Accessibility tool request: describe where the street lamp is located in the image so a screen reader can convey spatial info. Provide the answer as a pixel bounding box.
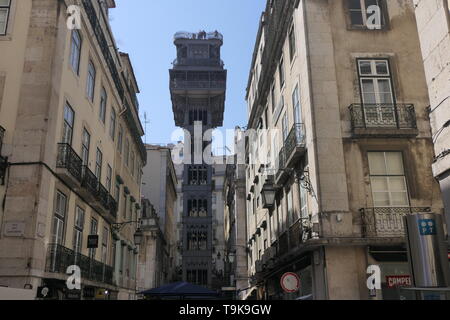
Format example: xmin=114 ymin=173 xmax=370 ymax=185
xmin=261 ymin=180 xmax=277 ymax=209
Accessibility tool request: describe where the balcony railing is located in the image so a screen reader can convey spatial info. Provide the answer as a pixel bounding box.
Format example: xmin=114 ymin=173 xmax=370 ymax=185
xmin=81 ymin=166 xmax=99 ymax=198
xmin=361 ymin=207 xmax=431 ymax=238
xmin=174 ymin=31 xmax=223 ymax=41
xmin=56 ymin=144 xmax=83 ymax=184
xmin=284 ymin=123 xmax=306 ymax=166
xmin=46 ymin=244 xmax=114 ymax=285
xmin=173 ymin=58 xmax=224 ymax=67
xmin=0 ymin=125 xmax=5 ymax=154
xmin=97 ymin=184 xmax=109 ymax=208
xmin=108 ymin=195 xmax=118 ymax=219
xmin=349 ymin=104 xmax=417 ymax=131
xmin=170 ymin=80 xmax=226 ymax=90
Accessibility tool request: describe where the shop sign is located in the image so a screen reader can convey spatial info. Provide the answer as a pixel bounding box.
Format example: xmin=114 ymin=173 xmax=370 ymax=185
xmin=386 ymin=275 xmax=412 ymax=288
xmin=281 ymin=272 xmax=300 ymax=293
xmin=65 ymin=289 xmax=81 ymax=300
xmin=87 ymin=235 xmax=99 ymax=249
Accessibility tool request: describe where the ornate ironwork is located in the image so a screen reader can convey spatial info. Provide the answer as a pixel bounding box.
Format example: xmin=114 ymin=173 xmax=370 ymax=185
xmin=0 ymin=125 xmax=5 ymax=154
xmin=173 ymin=58 xmax=224 ymax=67
xmin=349 ymin=104 xmax=417 ymax=130
xmin=81 ymin=166 xmax=99 ymax=197
xmin=56 ymin=143 xmax=83 ymax=183
xmin=108 ymin=195 xmax=118 ymax=219
xmin=360 ymin=207 xmax=431 ymax=237
xmin=46 ymin=244 xmax=113 ymax=285
xmin=97 ymin=183 xmax=109 ymax=208
xmin=284 ymin=123 xmax=306 ymax=160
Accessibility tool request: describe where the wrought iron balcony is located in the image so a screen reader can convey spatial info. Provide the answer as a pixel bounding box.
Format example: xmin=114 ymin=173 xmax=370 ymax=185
xmin=81 ymin=166 xmax=99 ymax=202
xmin=284 ymin=123 xmax=306 ymax=168
xmin=349 ymin=104 xmax=418 ymax=137
xmin=46 ymin=244 xmax=114 ymax=285
xmin=56 ymin=144 xmax=83 ymax=187
xmin=0 ymin=125 xmax=5 ymax=154
xmin=360 ymin=207 xmax=431 ymax=238
xmin=275 ymin=147 xmax=287 ymax=184
xmin=108 ymin=195 xmax=118 ymax=219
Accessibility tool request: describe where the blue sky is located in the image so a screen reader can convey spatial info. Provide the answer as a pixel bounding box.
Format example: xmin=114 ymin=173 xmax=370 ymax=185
xmin=110 ymin=0 xmax=265 ymax=149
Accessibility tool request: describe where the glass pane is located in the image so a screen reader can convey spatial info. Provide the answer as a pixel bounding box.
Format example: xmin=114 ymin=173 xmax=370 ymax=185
xmin=361 ymin=80 xmax=376 ymax=104
xmin=391 ymin=192 xmax=409 ymax=206
xmin=377 ymin=79 xmax=393 ymax=104
xmin=375 ymin=61 xmax=389 ymax=75
xmin=348 ymin=0 xmax=362 ymax=9
xmin=350 ymin=11 xmax=364 ymax=26
xmin=368 ymin=152 xmax=387 ymax=175
xmin=359 ymin=61 xmax=373 ymax=75
xmin=0 ymin=9 xmax=8 ymax=34
xmin=371 ymin=177 xmax=389 ymax=192
xmin=0 ymin=0 xmax=11 ymax=6
xmin=385 ymin=152 xmax=404 ymax=175
xmin=373 ymin=192 xmax=390 ymax=207
xmin=389 ymin=177 xmax=407 ymax=192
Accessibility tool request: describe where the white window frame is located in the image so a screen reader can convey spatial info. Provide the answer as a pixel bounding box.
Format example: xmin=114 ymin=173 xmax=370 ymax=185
xmin=0 ymin=0 xmax=11 ymax=36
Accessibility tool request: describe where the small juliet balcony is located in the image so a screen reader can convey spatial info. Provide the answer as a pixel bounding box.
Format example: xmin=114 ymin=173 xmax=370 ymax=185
xmin=360 ymin=207 xmax=431 ymax=238
xmin=91 ymin=183 xmax=110 ymax=217
xmin=349 ymin=104 xmax=418 ymax=137
xmin=56 ymin=143 xmax=83 ymax=188
xmin=275 ymin=124 xmax=307 ymax=185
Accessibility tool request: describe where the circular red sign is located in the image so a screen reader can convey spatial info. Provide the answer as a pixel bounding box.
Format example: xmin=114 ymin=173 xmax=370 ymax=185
xmin=281 ymin=272 xmax=301 ymax=293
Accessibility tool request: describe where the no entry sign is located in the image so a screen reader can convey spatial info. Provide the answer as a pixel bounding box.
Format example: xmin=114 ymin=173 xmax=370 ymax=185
xmin=281 ymin=272 xmax=300 ymax=293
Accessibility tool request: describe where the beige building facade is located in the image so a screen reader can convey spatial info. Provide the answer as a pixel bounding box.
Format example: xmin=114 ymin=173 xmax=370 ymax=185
xmin=138 ymin=144 xmax=178 ymax=292
xmin=245 ymin=0 xmax=443 ymax=300
xmin=0 ymin=0 xmax=146 ymax=300
xmin=413 ymin=0 xmax=450 ymax=240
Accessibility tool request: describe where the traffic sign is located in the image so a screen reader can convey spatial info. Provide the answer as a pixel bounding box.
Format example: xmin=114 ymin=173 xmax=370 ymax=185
xmin=281 ymin=272 xmax=300 ymax=293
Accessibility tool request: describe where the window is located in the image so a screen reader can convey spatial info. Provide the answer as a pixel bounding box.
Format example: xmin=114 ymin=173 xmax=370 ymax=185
xmin=95 ymin=148 xmax=102 ymax=180
xmin=102 ymin=227 xmax=108 ymax=264
xmin=62 ymin=103 xmax=75 ymax=145
xmin=0 ymin=0 xmax=11 ymax=35
xmin=187 ymin=230 xmax=208 ymax=251
xmin=89 ymin=218 xmax=98 ymax=259
xmin=292 ymin=85 xmax=301 ymax=124
xmin=300 ymin=181 xmax=308 ymax=219
xmin=288 ymin=25 xmax=296 ymax=61
xmin=271 ymin=84 xmax=277 ymax=112
xmin=124 ymin=138 xmax=130 ymax=166
xmin=81 ymin=128 xmax=90 ymax=165
xmin=52 ymin=191 xmax=67 ymax=245
xmin=99 ymin=87 xmax=107 ymax=123
xmin=282 ymin=113 xmax=289 ymax=141
xmin=123 ymin=194 xmax=127 ymax=218
xmin=115 ymin=182 xmax=120 ymax=202
xmin=106 ymin=165 xmax=112 ymax=192
xmin=278 ymin=56 xmax=285 ymax=88
xmin=131 ymin=151 xmax=135 ymax=176
xmin=70 ymin=30 xmax=82 ymax=74
xmin=110 ymin=108 xmax=116 ymax=140
xmin=73 ymin=207 xmax=85 ymax=253
xmin=287 ymin=188 xmax=297 ymax=225
xmin=118 ymin=124 xmax=123 ymax=153
xmin=368 ymin=152 xmax=409 ymax=207
xmin=348 ymin=0 xmax=385 ymax=29
xmin=86 ymin=60 xmax=96 ymax=102
xmin=358 ymin=59 xmax=395 ymax=126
